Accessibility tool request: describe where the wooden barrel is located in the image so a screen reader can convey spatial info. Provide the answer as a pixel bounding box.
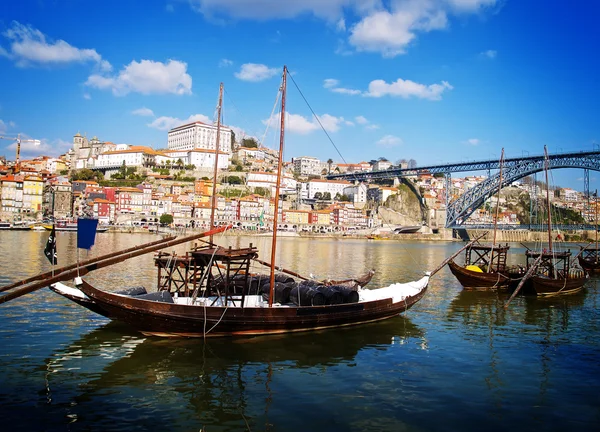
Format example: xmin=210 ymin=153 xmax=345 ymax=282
xmin=316 ymin=286 xmax=344 ymax=305
xmin=115 ymin=286 xmax=148 ymax=296
xmin=274 ymin=273 xmax=295 ymax=284
xmin=290 ymin=286 xmax=325 ymax=306
xmin=261 ymin=282 xmax=293 ymax=304
xmin=328 ymin=285 xmax=359 ymax=303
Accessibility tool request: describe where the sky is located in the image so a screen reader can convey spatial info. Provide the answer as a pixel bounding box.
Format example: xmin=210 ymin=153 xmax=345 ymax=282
xmin=0 ymin=0 xmax=598 ymax=190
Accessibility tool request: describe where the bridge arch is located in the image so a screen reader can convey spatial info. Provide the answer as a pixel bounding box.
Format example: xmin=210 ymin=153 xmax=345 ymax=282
xmin=446 ymin=154 xmax=600 ymax=227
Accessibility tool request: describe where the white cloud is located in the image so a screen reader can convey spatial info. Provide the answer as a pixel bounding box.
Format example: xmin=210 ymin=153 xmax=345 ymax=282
xmin=366 ymin=124 xmax=380 ymax=130
xmin=480 ymin=49 xmax=497 ymax=59
xmin=365 ymin=78 xmax=453 ymax=100
xmin=219 ymin=58 xmax=233 ymax=67
xmin=186 ymin=1 xmax=499 ymax=58
xmin=355 ymin=115 xmax=369 ymax=125
xmin=235 ymin=63 xmax=279 ymax=82
xmin=86 ymin=59 xmax=192 ymax=96
xmin=148 ymin=114 xmax=212 ymax=131
xmin=376 ymin=135 xmax=403 ymax=148
xmin=323 ymin=78 xmax=339 ymax=88
xmin=132 ymin=107 xmax=155 ymax=117
xmin=447 ymin=0 xmax=498 ymax=12
xmin=83 ymin=93 xmax=91 ymax=100
xmin=332 ymin=87 xmax=362 ymax=95
xmin=324 ymin=78 xmax=361 ymax=95
xmin=465 ymin=138 xmax=480 ymax=145
xmin=1 ymin=21 xmax=111 ymax=70
xmin=188 ymin=0 xmax=354 ymax=21
xmin=262 ymin=112 xmax=347 ymax=134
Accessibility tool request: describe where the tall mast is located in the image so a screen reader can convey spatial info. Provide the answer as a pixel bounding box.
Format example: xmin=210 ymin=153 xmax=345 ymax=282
xmin=492 ymin=148 xmax=504 ymax=246
xmin=209 ymin=83 xmax=224 ymax=244
xmin=543 ymin=146 xmax=553 ymax=253
xmin=268 ymin=66 xmax=287 ymax=308
xmin=595 ymin=189 xmax=598 ymax=262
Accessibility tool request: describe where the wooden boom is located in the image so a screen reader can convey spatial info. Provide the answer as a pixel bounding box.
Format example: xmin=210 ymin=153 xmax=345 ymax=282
xmin=0 ymin=236 xmax=177 ymax=293
xmin=0 ymin=225 xmax=231 ymax=305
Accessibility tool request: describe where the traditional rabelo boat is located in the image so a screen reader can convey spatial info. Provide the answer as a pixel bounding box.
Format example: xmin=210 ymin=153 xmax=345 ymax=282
xmin=511 ymin=147 xmax=588 ymax=298
xmin=578 ymin=190 xmax=600 ymax=273
xmin=42 ymin=69 xmax=431 ymax=338
xmin=447 ymin=243 xmax=513 ymax=290
xmin=447 ymin=149 xmax=518 ymax=290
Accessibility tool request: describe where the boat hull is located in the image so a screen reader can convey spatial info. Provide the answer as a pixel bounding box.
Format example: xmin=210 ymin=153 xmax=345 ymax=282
xmin=530 ymin=274 xmax=588 ymax=297
xmin=578 ymin=256 xmax=600 ymax=274
xmin=74 ymin=278 xmax=428 ymax=338
xmin=448 ymin=259 xmax=510 ymax=290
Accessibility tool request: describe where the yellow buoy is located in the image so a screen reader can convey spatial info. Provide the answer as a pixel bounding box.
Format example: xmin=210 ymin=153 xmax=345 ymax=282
xmin=465 ymin=265 xmax=483 ymax=273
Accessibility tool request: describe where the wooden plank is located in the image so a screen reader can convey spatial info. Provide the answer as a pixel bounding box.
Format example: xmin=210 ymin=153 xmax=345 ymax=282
xmin=0 ymin=236 xmax=176 ymax=293
xmin=0 ymin=225 xmax=231 ymax=305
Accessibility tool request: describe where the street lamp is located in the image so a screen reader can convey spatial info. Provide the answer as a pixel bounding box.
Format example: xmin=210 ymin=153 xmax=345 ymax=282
xmin=0 ymin=133 xmax=41 ymax=173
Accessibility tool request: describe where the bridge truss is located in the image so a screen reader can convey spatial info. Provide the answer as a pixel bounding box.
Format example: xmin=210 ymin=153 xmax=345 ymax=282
xmin=327 ymin=150 xmax=600 ymax=227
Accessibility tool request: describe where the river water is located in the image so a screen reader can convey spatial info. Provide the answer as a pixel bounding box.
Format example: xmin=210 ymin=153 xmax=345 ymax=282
xmin=0 ymin=231 xmax=598 ymax=431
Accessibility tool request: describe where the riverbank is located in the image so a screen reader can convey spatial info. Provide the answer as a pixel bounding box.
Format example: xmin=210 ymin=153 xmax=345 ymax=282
xmin=103 ymin=225 xmax=596 ymax=244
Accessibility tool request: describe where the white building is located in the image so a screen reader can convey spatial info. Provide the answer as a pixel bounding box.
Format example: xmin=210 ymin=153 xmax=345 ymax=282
xmin=246 ymin=171 xmax=297 ymax=194
xmin=343 ymin=183 xmax=368 ymax=206
xmin=307 ymin=179 xmax=352 ymax=199
xmin=95 ymin=146 xmax=157 ymax=169
xmin=292 ymin=156 xmax=323 ymax=177
xmin=168 ymin=121 xmax=232 ymax=154
xmin=164 ymin=149 xmax=229 ymax=170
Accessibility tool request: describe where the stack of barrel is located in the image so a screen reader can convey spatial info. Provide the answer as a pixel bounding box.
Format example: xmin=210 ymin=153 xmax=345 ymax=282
xmin=247 ymin=274 xmax=359 ymax=306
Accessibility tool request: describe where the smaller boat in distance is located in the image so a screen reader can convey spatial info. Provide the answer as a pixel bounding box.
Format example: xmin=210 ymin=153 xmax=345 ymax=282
xmin=578 ymin=190 xmax=600 ymax=273
xmin=0 ymin=221 xmax=11 ymax=230
xmin=393 ymin=225 xmax=421 ymax=234
xmin=44 ymin=219 xmax=109 ymax=232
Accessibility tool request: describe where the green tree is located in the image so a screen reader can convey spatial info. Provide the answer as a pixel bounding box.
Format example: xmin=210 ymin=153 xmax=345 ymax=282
xmin=242 ymin=137 xmax=259 ymax=148
xmin=327 ymin=158 xmax=333 ymax=174
xmin=314 ymin=192 xmax=323 ymax=200
xmin=160 ymin=214 xmax=174 ymax=225
xmin=225 ymin=175 xmax=243 ymax=185
xmin=323 ymin=192 xmax=331 ymax=200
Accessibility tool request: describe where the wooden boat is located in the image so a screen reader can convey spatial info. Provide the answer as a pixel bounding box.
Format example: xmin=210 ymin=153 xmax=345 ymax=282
xmin=525 ymin=250 xmax=588 ymax=296
xmin=578 ymin=191 xmax=600 ymax=273
xmin=46 ymin=70 xmax=431 ymax=338
xmin=521 ymin=147 xmax=588 ymax=296
xmin=447 ymin=149 xmax=517 ymax=291
xmin=578 ymin=248 xmax=600 ymax=273
xmin=447 ymin=245 xmax=512 ymax=290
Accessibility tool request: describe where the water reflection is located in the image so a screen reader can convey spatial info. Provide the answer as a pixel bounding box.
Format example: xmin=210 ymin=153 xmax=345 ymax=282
xmin=44 ymin=317 xmax=426 ymax=431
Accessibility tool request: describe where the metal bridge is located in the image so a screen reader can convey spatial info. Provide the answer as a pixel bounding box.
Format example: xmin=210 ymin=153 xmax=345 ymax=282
xmin=327 ymin=150 xmax=600 ymax=227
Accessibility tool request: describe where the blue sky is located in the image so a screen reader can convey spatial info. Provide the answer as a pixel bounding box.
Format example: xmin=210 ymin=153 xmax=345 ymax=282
xmin=0 ymin=0 xmax=598 ymax=190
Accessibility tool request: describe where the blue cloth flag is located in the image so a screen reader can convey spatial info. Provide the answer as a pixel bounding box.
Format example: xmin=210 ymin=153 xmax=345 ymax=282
xmin=77 ymin=218 xmax=99 ymax=250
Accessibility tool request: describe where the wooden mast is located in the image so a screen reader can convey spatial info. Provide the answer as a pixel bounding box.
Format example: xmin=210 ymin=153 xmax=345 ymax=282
xmin=492 ymin=148 xmax=504 ymax=247
xmin=209 ymin=83 xmax=224 ymax=244
xmin=488 ymin=148 xmax=504 ymax=273
xmin=595 ymin=189 xmax=598 ymax=263
xmin=268 ymin=66 xmax=287 ymax=307
xmin=543 ymin=146 xmax=553 ymax=254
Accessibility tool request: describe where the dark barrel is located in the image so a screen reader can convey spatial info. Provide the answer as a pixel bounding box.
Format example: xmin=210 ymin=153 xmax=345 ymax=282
xmin=316 ymin=286 xmax=344 ymax=305
xmin=329 ymin=285 xmax=359 ymax=303
xmin=261 ymin=282 xmax=293 ymax=304
xmin=290 ymin=286 xmax=325 ymax=306
xmin=115 ymin=286 xmax=148 ymax=296
xmin=274 ymin=273 xmax=295 ymax=284
xmin=299 ymin=280 xmax=323 ymax=288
